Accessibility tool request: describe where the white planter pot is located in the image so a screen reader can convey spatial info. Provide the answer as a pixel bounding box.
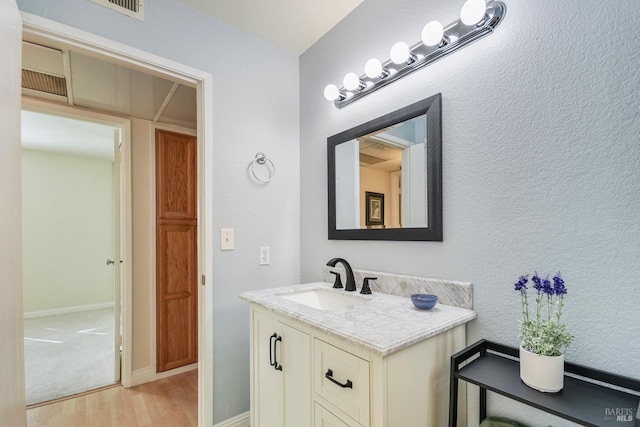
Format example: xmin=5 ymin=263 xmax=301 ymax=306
xmin=519 ymin=345 xmax=564 ymax=392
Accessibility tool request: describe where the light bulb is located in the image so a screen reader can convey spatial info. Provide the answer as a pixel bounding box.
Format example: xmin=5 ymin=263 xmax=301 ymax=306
xmin=460 ymin=0 xmax=487 ymax=26
xmin=324 ymin=84 xmax=341 ymax=101
xmin=364 ymin=58 xmax=383 ymax=78
xmin=421 ymin=21 xmax=444 ymax=47
xmin=343 ymin=73 xmax=362 ymax=91
xmin=390 ymin=42 xmax=411 ymax=65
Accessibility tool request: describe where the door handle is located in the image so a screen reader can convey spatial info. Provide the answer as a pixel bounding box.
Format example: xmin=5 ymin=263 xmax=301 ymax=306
xmin=273 ymin=335 xmax=282 ymax=371
xmin=269 ymin=333 xmax=282 ymax=371
xmin=269 ymin=333 xmax=276 ymax=367
xmin=106 ymin=259 xmax=115 ymax=265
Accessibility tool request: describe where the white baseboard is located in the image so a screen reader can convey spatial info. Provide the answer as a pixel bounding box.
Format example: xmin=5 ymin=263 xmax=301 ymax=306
xmin=213 ymin=412 xmax=250 ymax=427
xmin=130 ymin=362 xmax=198 ymax=387
xmin=24 ymin=302 xmax=114 ymax=319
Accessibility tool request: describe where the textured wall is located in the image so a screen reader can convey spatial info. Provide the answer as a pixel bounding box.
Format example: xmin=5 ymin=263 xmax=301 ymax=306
xmin=301 ymin=0 xmax=640 ymax=424
xmin=17 ymin=0 xmax=300 ymax=422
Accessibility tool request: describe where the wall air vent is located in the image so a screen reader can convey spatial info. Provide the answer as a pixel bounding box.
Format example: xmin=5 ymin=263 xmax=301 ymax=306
xmin=22 ymin=69 xmax=68 ymax=97
xmin=90 ymin=0 xmax=144 ymax=21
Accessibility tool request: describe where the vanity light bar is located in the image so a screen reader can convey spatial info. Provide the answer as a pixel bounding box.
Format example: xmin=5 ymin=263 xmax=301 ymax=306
xmin=324 ymin=0 xmax=506 ymax=109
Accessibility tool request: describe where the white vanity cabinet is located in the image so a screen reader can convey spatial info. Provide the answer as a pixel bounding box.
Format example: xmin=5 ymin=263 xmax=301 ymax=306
xmin=249 ymin=303 xmax=468 ymax=427
xmin=252 ymin=309 xmax=312 ymax=427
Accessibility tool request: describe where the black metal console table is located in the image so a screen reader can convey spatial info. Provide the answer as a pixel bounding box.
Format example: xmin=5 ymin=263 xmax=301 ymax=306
xmin=449 ymin=340 xmax=640 ymax=427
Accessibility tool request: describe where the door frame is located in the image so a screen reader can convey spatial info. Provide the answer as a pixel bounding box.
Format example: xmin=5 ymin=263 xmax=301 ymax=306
xmin=22 ymin=97 xmax=132 ymax=388
xmin=1 ymin=1 xmax=26 ymax=424
xmin=21 ymin=12 xmax=215 ymax=427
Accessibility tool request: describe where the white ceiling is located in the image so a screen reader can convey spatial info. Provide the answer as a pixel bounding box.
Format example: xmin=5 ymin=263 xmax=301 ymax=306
xmin=178 ymin=0 xmax=364 ymax=55
xmin=22 ymin=41 xmax=198 ymax=129
xmin=21 ymin=41 xmax=197 ymax=159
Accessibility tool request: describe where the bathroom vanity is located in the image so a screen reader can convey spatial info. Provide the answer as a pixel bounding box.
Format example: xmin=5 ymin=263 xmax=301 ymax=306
xmin=240 ymin=281 xmax=476 ymax=427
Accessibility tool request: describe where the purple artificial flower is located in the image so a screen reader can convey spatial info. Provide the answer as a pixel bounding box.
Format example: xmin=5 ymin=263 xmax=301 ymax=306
xmin=514 ymin=271 xmax=573 ymax=355
xmin=553 ymin=273 xmax=567 ymax=295
xmin=514 ymin=275 xmax=529 ymax=291
xmin=541 ymin=276 xmax=554 ymax=295
xmin=531 ymin=273 xmax=542 ymax=291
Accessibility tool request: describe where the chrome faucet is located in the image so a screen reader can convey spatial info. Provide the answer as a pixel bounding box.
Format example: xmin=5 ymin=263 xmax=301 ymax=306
xmin=326 ymin=258 xmax=356 ymax=292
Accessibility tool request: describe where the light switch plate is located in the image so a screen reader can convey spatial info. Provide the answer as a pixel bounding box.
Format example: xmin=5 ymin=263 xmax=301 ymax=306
xmin=221 ymin=228 xmax=234 ymax=251
xmin=259 ymin=246 xmax=270 ymax=265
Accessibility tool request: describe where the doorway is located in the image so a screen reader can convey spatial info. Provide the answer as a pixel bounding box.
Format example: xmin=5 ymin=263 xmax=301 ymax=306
xmin=21 ymin=108 xmax=127 ymax=405
xmin=22 ymin=13 xmax=214 ymax=427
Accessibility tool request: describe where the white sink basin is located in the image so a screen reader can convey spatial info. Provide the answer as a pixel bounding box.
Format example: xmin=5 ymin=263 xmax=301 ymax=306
xmin=277 ymin=289 xmax=367 ymax=311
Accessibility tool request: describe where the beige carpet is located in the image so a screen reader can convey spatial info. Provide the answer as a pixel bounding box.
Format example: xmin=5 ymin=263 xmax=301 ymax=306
xmin=23 ymin=308 xmax=116 ymax=405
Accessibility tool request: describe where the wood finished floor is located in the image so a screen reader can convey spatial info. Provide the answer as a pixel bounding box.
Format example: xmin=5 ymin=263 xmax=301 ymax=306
xmin=27 ymin=370 xmax=197 ymax=427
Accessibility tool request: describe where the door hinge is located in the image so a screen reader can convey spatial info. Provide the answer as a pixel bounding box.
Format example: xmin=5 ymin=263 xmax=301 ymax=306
xmin=117 ymin=335 xmax=123 ymax=347
xmin=201 ymin=274 xmax=206 ymax=286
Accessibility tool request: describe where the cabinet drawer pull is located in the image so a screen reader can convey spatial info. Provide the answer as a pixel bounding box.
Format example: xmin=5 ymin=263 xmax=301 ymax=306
xmin=325 ymin=369 xmax=353 ymax=389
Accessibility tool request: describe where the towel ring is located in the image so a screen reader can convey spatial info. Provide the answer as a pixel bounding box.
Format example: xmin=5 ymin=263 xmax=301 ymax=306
xmin=250 ymin=152 xmax=275 ymax=183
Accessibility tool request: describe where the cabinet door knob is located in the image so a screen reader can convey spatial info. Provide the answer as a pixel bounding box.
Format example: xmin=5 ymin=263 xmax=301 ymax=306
xmin=325 ymin=369 xmax=353 ymax=388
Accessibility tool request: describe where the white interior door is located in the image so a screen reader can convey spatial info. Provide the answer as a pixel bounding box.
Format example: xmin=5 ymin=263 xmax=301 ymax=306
xmin=401 ymin=143 xmax=427 ymax=227
xmin=113 ymin=129 xmax=122 ymax=382
xmin=335 ymin=139 xmax=360 ymax=229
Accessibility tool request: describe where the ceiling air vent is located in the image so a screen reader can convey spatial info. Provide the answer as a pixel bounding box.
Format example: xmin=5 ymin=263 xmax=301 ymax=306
xmin=22 ymin=69 xmax=68 ymax=97
xmin=359 ymin=153 xmax=386 ymax=165
xmin=90 ymin=0 xmax=144 ymax=21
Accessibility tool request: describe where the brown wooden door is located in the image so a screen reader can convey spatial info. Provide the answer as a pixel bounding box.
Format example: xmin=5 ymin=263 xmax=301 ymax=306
xmin=156 ymin=129 xmax=197 ymax=372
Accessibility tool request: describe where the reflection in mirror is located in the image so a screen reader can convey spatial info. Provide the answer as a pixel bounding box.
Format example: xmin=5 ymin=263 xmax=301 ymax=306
xmin=337 ymin=114 xmax=427 ymax=230
xmin=328 ymin=93 xmax=442 ymax=241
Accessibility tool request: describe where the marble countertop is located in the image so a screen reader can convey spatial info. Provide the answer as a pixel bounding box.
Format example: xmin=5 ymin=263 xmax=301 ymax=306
xmin=239 ymin=282 xmax=476 ymax=357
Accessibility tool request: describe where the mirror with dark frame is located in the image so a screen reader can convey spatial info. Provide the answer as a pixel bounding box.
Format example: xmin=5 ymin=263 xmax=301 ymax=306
xmin=328 ymin=93 xmax=442 ymax=241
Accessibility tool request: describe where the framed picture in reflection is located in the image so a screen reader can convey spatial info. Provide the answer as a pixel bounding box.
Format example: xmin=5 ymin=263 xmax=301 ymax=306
xmin=365 ymin=192 xmax=384 ymax=227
